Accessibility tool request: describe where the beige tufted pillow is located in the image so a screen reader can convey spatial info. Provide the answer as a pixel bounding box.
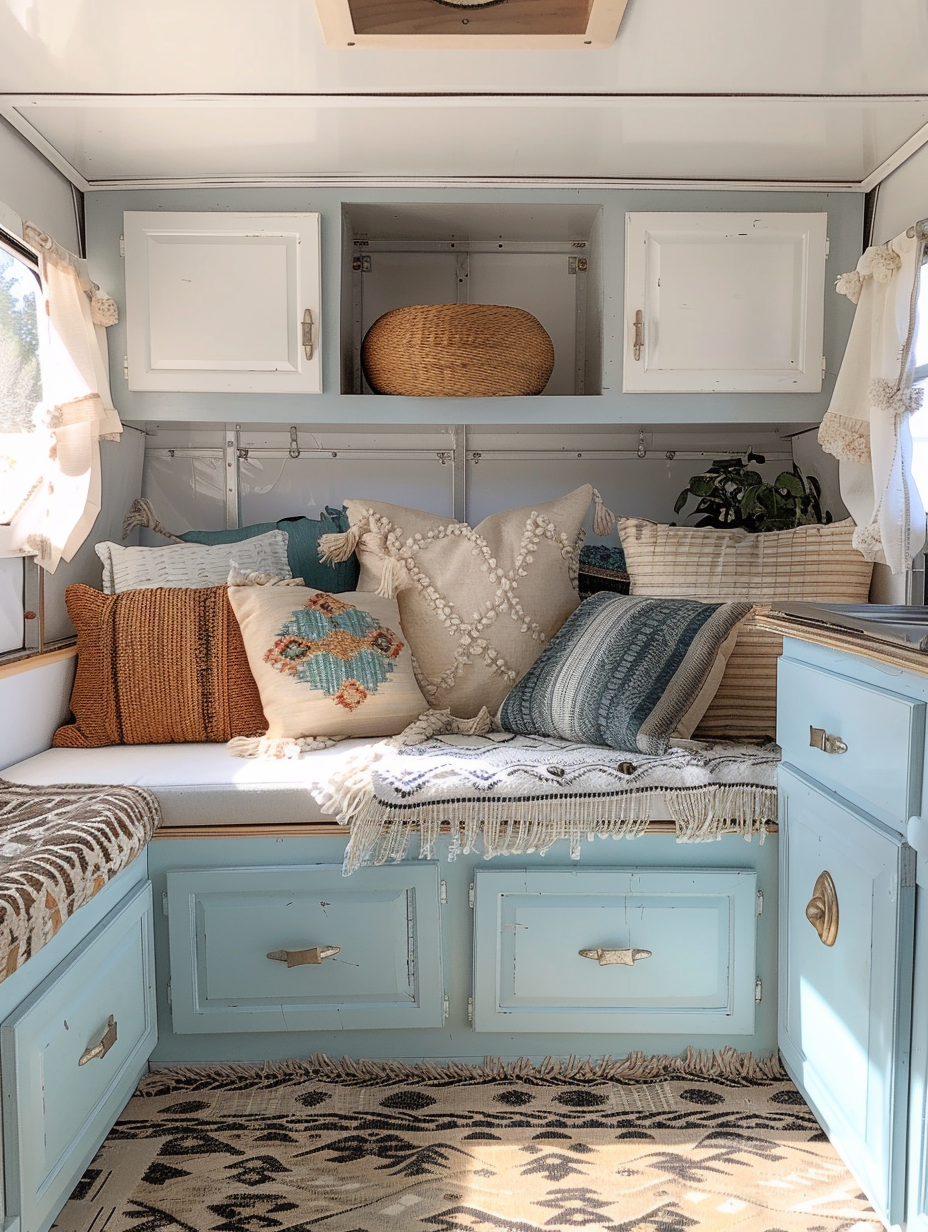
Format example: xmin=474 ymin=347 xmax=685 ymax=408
xmin=616 ymin=518 xmax=874 ymax=740
xmin=322 ymin=486 xmax=610 ymax=718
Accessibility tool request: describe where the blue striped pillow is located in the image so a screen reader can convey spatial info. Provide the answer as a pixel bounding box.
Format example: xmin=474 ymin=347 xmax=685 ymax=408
xmin=499 ymin=593 xmax=752 ymax=755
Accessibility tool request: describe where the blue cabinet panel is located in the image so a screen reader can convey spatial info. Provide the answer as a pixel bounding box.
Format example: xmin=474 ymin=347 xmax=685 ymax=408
xmin=777 ymin=656 xmax=924 ymax=831
xmin=1 ymin=882 xmax=156 ymax=1232
xmin=473 ymin=867 xmax=758 ymax=1034
xmin=166 ymin=863 xmax=444 ymax=1032
xmin=778 ymin=766 xmax=915 ymax=1228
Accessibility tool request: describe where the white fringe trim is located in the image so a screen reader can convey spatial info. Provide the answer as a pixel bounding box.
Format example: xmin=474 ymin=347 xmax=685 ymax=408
xmin=332 ymin=783 xmax=776 ymax=874
xmin=228 ymin=734 xmax=342 ymax=759
xmin=136 ymin=1046 xmax=786 ymax=1094
xmin=818 ymin=410 xmax=871 ymax=463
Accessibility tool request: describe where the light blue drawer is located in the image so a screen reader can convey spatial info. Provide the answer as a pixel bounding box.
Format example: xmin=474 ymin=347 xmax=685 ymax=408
xmin=1 ymin=882 xmax=156 ymax=1232
xmin=472 ymin=867 xmax=758 ymax=1034
xmin=777 ymin=656 xmax=924 ymax=829
xmin=166 ymin=863 xmax=443 ymax=1032
xmin=778 ymin=766 xmax=915 ymax=1228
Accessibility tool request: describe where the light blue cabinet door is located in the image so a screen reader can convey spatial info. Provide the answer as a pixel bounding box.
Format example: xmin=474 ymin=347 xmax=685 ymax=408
xmin=778 ymin=767 xmax=915 ymax=1229
xmin=473 ymin=867 xmax=758 ymax=1034
xmin=777 ymin=656 xmax=925 ymax=830
xmin=906 ymin=854 xmax=928 ymax=1231
xmin=1 ymin=882 xmax=156 ymax=1232
xmin=166 ymin=863 xmax=443 ymax=1032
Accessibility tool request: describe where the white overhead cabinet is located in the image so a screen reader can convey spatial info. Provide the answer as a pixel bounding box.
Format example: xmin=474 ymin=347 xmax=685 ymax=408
xmin=624 ymin=212 xmax=827 ymax=393
xmin=123 ymin=212 xmax=321 ymax=393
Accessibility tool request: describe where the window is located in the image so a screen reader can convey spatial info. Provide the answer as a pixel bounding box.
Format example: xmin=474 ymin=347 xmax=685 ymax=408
xmin=908 ymin=268 xmax=928 ymax=507
xmin=0 ymin=237 xmax=43 ymax=654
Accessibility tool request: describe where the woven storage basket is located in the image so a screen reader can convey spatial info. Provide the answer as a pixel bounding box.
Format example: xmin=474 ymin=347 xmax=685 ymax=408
xmin=361 ymin=303 xmax=555 ymax=397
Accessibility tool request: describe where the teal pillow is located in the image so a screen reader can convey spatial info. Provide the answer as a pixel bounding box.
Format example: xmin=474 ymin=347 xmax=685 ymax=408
xmin=499 ymin=592 xmax=751 ymax=755
xmin=181 ymin=507 xmax=359 ymax=593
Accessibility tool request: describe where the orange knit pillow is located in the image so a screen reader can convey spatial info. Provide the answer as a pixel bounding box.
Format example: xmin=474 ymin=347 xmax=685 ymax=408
xmin=53 ymin=584 xmax=266 ymax=747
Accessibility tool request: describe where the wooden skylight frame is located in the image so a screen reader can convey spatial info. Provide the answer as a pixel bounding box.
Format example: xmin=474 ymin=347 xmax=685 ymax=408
xmin=314 ymin=0 xmax=630 ymax=49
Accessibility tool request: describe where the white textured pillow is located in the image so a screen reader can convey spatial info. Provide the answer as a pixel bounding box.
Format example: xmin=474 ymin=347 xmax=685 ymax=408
xmin=96 ymin=531 xmax=292 ymax=594
xmin=323 ymin=486 xmax=608 ymax=718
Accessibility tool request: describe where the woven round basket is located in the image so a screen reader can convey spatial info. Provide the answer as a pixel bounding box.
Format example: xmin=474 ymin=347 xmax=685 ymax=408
xmin=361 ymin=303 xmax=555 ymax=397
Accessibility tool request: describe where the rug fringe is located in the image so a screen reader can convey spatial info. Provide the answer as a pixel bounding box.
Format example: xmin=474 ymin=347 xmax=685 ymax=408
xmin=137 ymin=1047 xmax=785 ymax=1095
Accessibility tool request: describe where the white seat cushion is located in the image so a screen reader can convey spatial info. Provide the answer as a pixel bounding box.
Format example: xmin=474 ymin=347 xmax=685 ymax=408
xmin=1 ymin=741 xmax=380 ymax=829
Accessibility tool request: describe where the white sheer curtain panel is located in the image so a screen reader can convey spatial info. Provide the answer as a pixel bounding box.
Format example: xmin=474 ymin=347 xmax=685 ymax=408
xmin=9 ymin=223 xmax=122 ymax=572
xmin=819 ymin=229 xmax=926 ymax=575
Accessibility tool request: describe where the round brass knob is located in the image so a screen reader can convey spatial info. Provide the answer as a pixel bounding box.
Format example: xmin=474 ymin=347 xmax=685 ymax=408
xmin=805 ymin=871 xmax=838 ymax=947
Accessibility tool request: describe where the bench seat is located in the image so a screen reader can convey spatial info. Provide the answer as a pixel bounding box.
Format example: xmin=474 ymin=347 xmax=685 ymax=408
xmin=0 ymin=779 xmax=159 ymax=983
xmin=1 ymin=741 xmax=378 ymax=829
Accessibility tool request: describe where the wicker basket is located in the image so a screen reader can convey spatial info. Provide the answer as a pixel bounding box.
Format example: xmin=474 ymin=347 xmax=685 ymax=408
xmin=361 ymin=303 xmax=555 ymax=397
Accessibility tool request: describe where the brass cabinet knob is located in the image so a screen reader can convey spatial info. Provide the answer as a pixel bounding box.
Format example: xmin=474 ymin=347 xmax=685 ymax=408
xmin=579 ymin=947 xmax=653 ymax=966
xmin=809 ymin=726 xmax=848 ymax=755
xmin=78 ymin=1015 xmax=118 ymax=1066
xmin=805 ymin=872 xmax=839 ymax=946
xmin=266 ymin=945 xmax=340 ymax=967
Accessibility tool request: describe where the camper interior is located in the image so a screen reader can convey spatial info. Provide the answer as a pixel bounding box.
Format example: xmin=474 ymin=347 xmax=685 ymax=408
xmin=1 ymin=2 xmax=928 ymax=1229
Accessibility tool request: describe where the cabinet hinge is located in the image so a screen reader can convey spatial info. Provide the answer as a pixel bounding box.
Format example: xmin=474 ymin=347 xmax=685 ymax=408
xmin=351 ymin=253 xmax=372 ymax=273
xmin=755 ymin=890 xmax=764 ymax=916
xmin=468 ymin=883 xmax=475 ymax=909
xmin=162 ymin=891 xmax=169 ymax=917
xmin=822 ymin=355 xmax=827 ymax=378
xmin=119 ymin=234 xmax=125 ymax=258
xmin=467 ymin=996 xmax=474 ymax=1023
xmin=166 ymin=980 xmax=172 ymax=1008
xmin=825 ymin=237 xmax=831 ymax=257
xmin=443 ymin=993 xmax=450 ymax=1021
xmin=440 ymin=880 xmax=448 ymax=905
xmin=755 ymin=978 xmax=763 ymax=1004
xmin=123 ymin=355 xmax=129 ymax=381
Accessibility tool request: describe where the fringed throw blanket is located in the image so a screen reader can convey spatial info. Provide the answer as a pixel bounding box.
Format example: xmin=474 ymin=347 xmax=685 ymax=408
xmin=0 ymin=780 xmax=160 ymax=983
xmin=314 ymin=734 xmax=779 ymax=874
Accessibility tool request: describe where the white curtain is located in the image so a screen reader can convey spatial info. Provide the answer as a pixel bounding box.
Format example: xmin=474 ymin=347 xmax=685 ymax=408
xmin=8 ymin=224 xmax=122 ymax=572
xmin=819 ymin=229 xmax=926 ymax=575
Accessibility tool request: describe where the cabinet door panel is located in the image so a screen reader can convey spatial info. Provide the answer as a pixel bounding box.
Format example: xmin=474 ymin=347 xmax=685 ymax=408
xmin=1 ymin=883 xmax=156 ymax=1232
xmin=624 ymin=212 xmax=826 ymax=392
xmin=473 ymin=867 xmax=757 ymax=1034
xmin=124 ymin=212 xmax=321 ymax=393
xmin=167 ymin=864 xmax=443 ymax=1032
xmin=778 ymin=768 xmax=915 ymax=1228
xmin=778 ymin=656 xmax=924 ymax=829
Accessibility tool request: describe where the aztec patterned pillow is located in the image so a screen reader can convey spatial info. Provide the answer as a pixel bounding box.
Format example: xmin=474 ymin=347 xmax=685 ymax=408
xmin=53 ymin=584 xmax=267 ymax=747
xmin=498 ymin=592 xmax=752 ymax=755
xmin=227 ymin=585 xmax=428 ymax=742
xmin=96 ymin=530 xmax=291 ymax=594
xmin=319 ymin=485 xmax=615 ymax=719
xmin=616 ymin=517 xmax=874 ymax=740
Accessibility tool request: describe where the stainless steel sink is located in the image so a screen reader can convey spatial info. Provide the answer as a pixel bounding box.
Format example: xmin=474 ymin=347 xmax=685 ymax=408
xmin=771 ymin=602 xmax=928 ymax=652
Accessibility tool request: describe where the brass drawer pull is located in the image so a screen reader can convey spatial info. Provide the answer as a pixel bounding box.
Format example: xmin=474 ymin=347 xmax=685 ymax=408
xmin=579 ymin=947 xmax=652 ymax=966
xmin=809 ymin=726 xmax=848 ymax=755
xmin=78 ymin=1015 xmax=118 ymax=1066
xmin=266 ymin=945 xmax=340 ymax=967
xmin=806 ymin=871 xmax=839 ymax=947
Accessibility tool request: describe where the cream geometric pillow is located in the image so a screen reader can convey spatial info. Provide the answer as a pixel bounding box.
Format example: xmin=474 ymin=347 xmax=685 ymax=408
xmin=616 ymin=517 xmax=874 ymax=740
xmin=321 ymin=486 xmax=614 ymax=718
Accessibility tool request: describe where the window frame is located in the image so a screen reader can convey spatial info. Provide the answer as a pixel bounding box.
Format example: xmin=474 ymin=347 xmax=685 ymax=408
xmin=0 ymin=228 xmax=44 ymax=659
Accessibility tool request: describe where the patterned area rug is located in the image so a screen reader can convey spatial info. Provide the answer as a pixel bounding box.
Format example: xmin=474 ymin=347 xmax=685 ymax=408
xmin=54 ymin=1058 xmax=882 ymax=1232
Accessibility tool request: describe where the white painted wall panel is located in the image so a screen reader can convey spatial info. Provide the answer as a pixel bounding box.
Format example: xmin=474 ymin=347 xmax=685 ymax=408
xmin=0 ymin=657 xmax=75 ymax=770
xmin=0 ymin=118 xmax=78 ymax=250
xmin=873 ymin=144 xmax=928 ymax=244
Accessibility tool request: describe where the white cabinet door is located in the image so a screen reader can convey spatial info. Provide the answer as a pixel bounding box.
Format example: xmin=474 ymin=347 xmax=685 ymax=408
xmin=124 ymin=211 xmax=321 ymax=393
xmin=624 ymin=212 xmax=827 ymax=393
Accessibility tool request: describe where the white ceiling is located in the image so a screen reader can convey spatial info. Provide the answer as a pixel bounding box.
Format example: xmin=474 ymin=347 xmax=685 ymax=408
xmin=2 ymin=0 xmax=928 ymax=187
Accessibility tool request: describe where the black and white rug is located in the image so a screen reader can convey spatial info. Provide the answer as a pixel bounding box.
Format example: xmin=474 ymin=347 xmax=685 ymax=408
xmin=54 ymin=1055 xmax=881 ymax=1232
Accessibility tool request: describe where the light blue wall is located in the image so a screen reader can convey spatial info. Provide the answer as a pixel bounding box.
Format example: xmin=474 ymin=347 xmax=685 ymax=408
xmin=85 ymin=186 xmax=864 ymax=427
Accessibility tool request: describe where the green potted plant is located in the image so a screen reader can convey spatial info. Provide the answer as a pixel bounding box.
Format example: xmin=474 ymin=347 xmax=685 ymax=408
xmin=673 ymin=452 xmax=832 ymax=532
